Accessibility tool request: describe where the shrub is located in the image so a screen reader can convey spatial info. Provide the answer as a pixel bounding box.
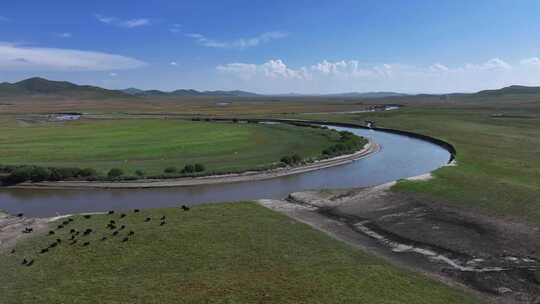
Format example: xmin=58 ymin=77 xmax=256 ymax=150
xmin=194 ymin=163 xmax=205 ymax=172
xmin=29 ymin=167 xmax=51 ymax=182
xmin=108 ymin=168 xmax=124 ymax=179
xmin=232 ymin=118 xmax=239 ymax=123
xmin=291 ymin=154 xmax=302 ymax=164
xmin=53 ymin=167 xmax=81 ymax=179
xmin=48 ymin=168 xmax=63 ymax=181
xmin=182 ymin=164 xmax=195 ymax=174
xmin=135 ymin=169 xmax=145 ymax=177
xmin=164 ymin=167 xmax=177 ymax=174
xmin=79 ymin=168 xmax=97 ymax=177
xmin=4 ymin=166 xmax=34 ymax=184
xmin=280 ymin=156 xmax=293 ymax=165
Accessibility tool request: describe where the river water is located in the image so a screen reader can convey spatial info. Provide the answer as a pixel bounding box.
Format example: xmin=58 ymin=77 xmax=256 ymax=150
xmin=0 ymin=125 xmax=450 ymax=217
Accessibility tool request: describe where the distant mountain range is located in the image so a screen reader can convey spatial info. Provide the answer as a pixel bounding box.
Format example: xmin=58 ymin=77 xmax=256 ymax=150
xmin=322 ymin=92 xmax=409 ymax=98
xmin=476 ymin=85 xmax=540 ymax=96
xmin=0 ymin=78 xmax=259 ymax=98
xmin=121 ymin=87 xmax=259 ymax=97
xmin=2 ymin=77 xmax=540 ymax=99
xmin=0 ymin=77 xmax=128 ymax=98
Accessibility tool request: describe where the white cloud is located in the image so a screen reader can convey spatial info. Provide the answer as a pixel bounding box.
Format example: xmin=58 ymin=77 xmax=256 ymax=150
xmin=95 ymin=14 xmax=150 ymax=28
xmin=0 ymin=42 xmax=146 ymax=71
xmin=170 ymin=61 xmax=178 ymax=66
xmin=215 ymin=57 xmax=540 ymax=94
xmin=217 ymin=63 xmax=257 ymax=80
xmin=170 ymin=24 xmax=181 ymax=33
xmin=55 ymin=32 xmax=72 ymax=38
xmin=109 ymin=72 xmax=118 ymax=77
xmin=430 ymin=63 xmax=449 ymax=72
xmin=218 ymin=60 xmax=309 ymax=80
xmin=187 ymin=31 xmax=288 ymax=49
xmin=520 ymin=57 xmax=540 ymax=67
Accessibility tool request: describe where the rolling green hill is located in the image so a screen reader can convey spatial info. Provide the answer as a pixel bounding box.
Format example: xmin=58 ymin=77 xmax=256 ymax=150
xmin=0 ymin=77 xmax=129 ymax=98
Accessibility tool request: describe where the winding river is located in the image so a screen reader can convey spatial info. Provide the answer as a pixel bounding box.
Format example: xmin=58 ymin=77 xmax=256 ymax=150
xmin=0 ymin=125 xmax=450 ymax=217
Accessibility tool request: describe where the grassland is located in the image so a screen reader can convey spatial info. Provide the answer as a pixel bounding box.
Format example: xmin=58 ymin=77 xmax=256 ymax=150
xmin=0 ymin=117 xmax=342 ymax=176
xmin=0 ymin=202 xmax=477 ymax=304
xmin=296 ymin=105 xmax=540 ymax=224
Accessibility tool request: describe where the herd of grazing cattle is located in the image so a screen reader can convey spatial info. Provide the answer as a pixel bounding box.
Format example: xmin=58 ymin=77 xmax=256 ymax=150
xmin=15 ymin=205 xmax=191 ymax=267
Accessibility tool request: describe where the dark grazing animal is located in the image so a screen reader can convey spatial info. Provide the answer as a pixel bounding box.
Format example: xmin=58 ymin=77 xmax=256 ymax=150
xmin=22 ymin=258 xmax=28 ymax=265
xmin=57 ymin=225 xmax=64 ymax=229
xmin=26 ymin=260 xmax=34 ymax=266
xmin=68 ymin=218 xmax=74 ymax=222
xmin=70 ymin=240 xmax=77 ymax=245
xmin=62 ymin=220 xmax=70 ymax=225
xmin=17 ymin=213 xmax=24 ymax=217
xmin=48 ymin=230 xmax=55 ymax=235
xmin=160 ymin=221 xmax=166 ymax=226
xmin=181 ymin=205 xmax=190 ymax=211
xmin=133 ymin=209 xmax=140 ymax=213
xmin=160 ymin=216 xmax=166 ymax=221
xmin=82 ymin=241 xmax=90 ymax=246
xmin=40 ymin=248 xmax=49 ymax=254
xmin=108 ymin=210 xmax=115 ymax=215
xmin=119 ymin=225 xmax=126 ymax=230
xmin=23 ymin=227 xmax=33 ymax=234
xmin=112 ymin=231 xmax=119 ymax=236
xmin=70 ymin=235 xmax=76 ymax=240
xmin=56 ymin=238 xmax=62 ymax=243
xmin=70 ymin=229 xmax=77 ymax=234
xmin=101 ymin=236 xmax=107 ymax=241
xmin=50 ymin=242 xmax=58 ymax=248
xmin=83 ymin=228 xmax=93 ymax=236
xmin=120 ymin=213 xmax=126 ymax=218
xmin=10 ymin=249 xmax=15 ymax=254
xmin=128 ymin=231 xmax=135 ymax=236
xmin=144 ymin=217 xmax=151 ymax=222
xmin=110 ymin=220 xmax=116 ymax=224
xmin=122 ymin=237 xmax=129 ymax=242
xmin=83 ymin=215 xmax=91 ymax=219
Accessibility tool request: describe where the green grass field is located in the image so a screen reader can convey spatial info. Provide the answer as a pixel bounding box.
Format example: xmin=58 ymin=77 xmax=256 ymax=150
xmin=0 ymin=117 xmax=342 ymax=175
xmin=0 ymin=203 xmax=477 ymax=304
xmin=298 ymin=105 xmax=540 ymax=224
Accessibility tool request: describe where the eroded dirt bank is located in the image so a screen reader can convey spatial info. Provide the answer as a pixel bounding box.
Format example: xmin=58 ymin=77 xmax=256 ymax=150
xmin=260 ymin=182 xmax=540 ymax=304
xmin=0 ymin=211 xmax=50 ymax=252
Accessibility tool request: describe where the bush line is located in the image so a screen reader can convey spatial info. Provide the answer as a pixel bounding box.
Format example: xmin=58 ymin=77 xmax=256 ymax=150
xmin=0 ymin=128 xmax=367 ymax=185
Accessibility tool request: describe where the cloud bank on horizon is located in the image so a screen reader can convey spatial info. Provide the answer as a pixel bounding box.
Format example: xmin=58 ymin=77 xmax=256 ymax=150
xmin=2 ymin=0 xmax=540 ymax=93
xmin=0 ymin=43 xmax=146 ymax=71
xmin=216 ymin=58 xmax=540 ymax=94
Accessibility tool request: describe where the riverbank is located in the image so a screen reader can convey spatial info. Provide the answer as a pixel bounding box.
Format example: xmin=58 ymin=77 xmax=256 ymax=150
xmin=259 ymin=173 xmax=540 ymax=303
xmin=8 ymin=139 xmax=378 ymax=189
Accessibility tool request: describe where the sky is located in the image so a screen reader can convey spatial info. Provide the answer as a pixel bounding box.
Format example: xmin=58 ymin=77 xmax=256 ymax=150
xmin=2 ymin=0 xmax=540 ymax=94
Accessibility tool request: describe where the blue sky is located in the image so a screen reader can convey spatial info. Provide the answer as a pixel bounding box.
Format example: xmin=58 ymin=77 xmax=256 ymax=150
xmin=1 ymin=0 xmax=540 ymax=94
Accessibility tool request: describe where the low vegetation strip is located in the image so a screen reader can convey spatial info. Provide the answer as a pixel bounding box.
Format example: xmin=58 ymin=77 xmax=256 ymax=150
xmin=0 ymin=203 xmax=477 ymax=303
